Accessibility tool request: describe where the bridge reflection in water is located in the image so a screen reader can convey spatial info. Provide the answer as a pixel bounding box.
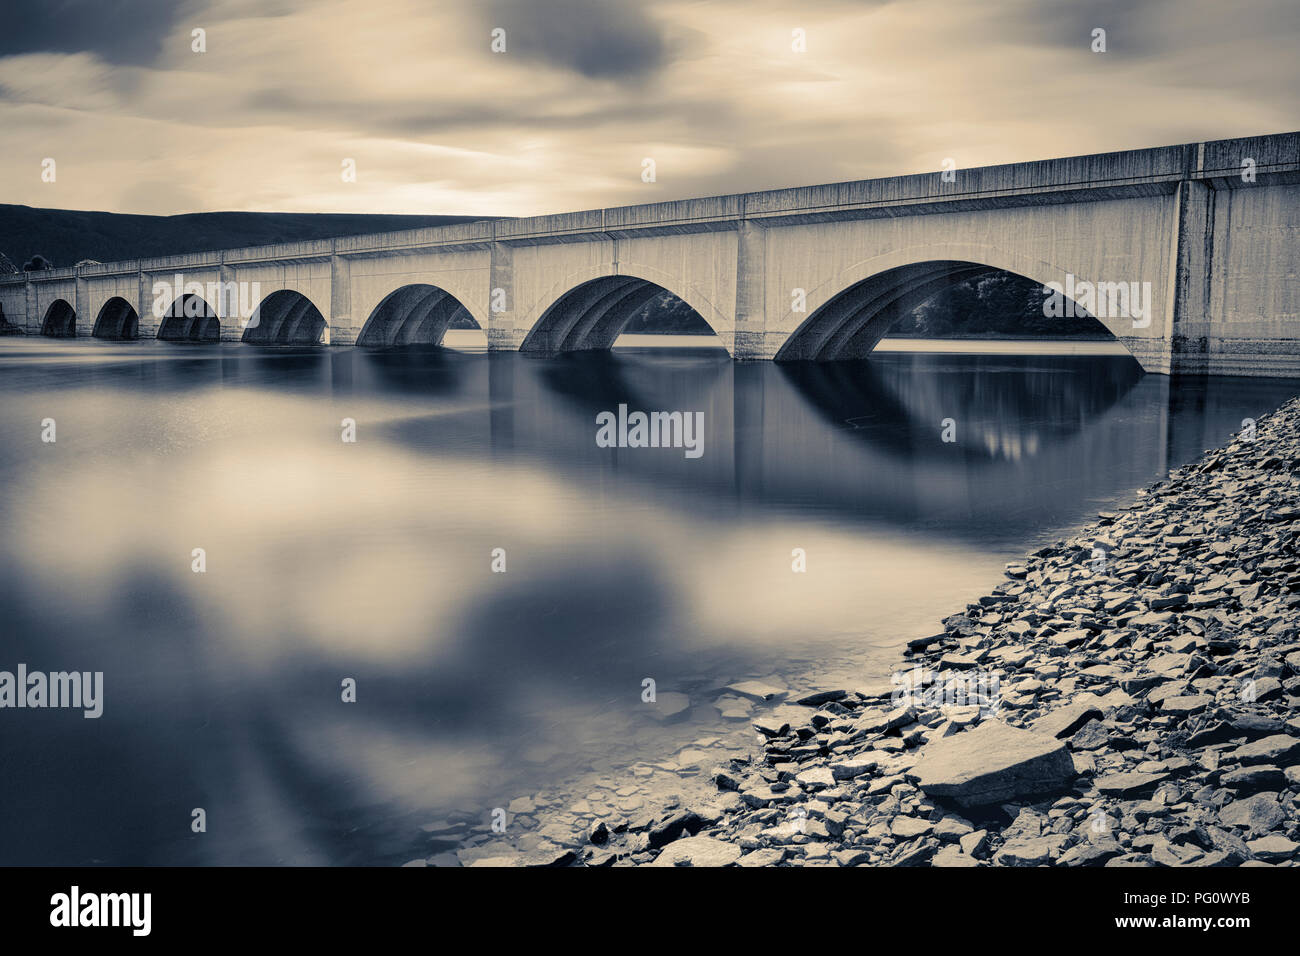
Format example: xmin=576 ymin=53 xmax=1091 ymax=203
xmin=0 ymin=338 xmax=1295 ymax=865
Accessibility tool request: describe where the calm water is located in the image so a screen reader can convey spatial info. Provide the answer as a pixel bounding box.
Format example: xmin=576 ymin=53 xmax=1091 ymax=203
xmin=0 ymin=334 xmax=1296 ymax=865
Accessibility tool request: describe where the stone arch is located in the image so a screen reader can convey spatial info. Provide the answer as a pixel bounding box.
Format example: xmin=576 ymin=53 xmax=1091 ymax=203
xmin=520 ymin=267 xmax=729 ymax=355
xmin=242 ymin=289 xmax=326 ymax=345
xmin=158 ymin=294 xmax=220 ymax=342
xmin=41 ymin=299 xmax=77 ymax=337
xmin=92 ymin=297 xmax=140 ymax=340
xmin=774 ymin=244 xmax=1142 ymax=364
xmin=357 ymin=283 xmax=478 ymax=347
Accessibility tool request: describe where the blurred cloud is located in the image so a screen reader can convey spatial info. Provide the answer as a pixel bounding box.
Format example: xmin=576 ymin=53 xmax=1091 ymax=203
xmin=0 ymin=0 xmax=1295 ymax=217
xmin=482 ymin=0 xmax=669 ymax=80
xmin=0 ymin=0 xmax=203 ymax=64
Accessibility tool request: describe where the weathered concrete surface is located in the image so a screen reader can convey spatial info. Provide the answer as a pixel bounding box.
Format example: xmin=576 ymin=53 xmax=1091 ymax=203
xmin=3 ymin=132 xmax=1298 ymax=374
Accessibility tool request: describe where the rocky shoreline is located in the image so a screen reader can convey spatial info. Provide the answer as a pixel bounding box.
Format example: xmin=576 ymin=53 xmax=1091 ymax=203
xmin=426 ymin=395 xmax=1300 ymax=867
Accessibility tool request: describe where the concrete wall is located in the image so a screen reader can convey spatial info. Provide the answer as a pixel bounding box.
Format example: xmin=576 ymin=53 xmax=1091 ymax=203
xmin=348 ymin=247 xmax=491 ymax=346
xmin=33 ymin=278 xmax=78 ymax=334
xmin=757 ymin=194 xmax=1179 ymax=370
xmin=0 ymin=278 xmax=30 ymax=330
xmin=508 ymin=230 xmax=740 ymax=352
xmin=82 ymin=274 xmax=141 ymax=336
xmin=1202 ymin=183 xmax=1300 ymax=375
xmin=227 ymin=259 xmax=332 ymax=342
xmin=134 ymin=254 xmax=223 ymax=339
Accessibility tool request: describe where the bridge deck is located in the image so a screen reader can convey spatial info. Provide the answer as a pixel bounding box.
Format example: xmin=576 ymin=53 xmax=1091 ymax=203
xmin=4 ymin=132 xmax=1296 ymax=283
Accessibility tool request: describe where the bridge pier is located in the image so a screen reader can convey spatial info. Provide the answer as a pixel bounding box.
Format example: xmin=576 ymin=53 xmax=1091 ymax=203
xmin=74 ymin=268 xmax=89 ymax=338
xmin=327 ymin=253 xmax=352 ymax=346
xmin=24 ymin=274 xmax=36 ymax=334
xmin=1168 ymin=179 xmax=1215 ymax=376
xmin=488 ymin=242 xmax=518 ymax=351
xmin=733 ymin=220 xmax=772 ymax=360
xmin=216 ymin=261 xmax=242 ymax=341
xmin=136 ymin=269 xmax=157 ymax=339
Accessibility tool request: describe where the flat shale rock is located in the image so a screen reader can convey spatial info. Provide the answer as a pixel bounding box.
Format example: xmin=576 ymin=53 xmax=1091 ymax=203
xmin=648 ymin=692 xmax=692 ymax=722
xmin=795 ymin=688 xmax=849 ymax=706
xmin=1068 ymin=719 xmax=1111 ymax=751
xmin=714 ymin=697 xmax=754 ymax=720
xmin=1246 ymin=835 xmax=1298 ymax=862
xmin=959 ymin=830 xmax=989 ymax=857
xmin=737 ymin=848 xmax=786 ymax=867
xmin=647 ymin=836 xmax=743 ymax=867
xmin=1058 ymin=838 xmax=1122 ymax=867
xmin=796 ymin=767 xmax=837 ymax=790
xmin=908 ymin=720 xmax=1075 ymax=807
xmin=1030 ymin=698 xmax=1104 ymax=739
xmin=1229 ymin=735 xmax=1300 ymax=766
xmin=1160 ymin=694 xmax=1215 ymax=716
xmin=465 ymin=843 xmax=577 ymax=867
xmin=1221 ymin=765 xmax=1287 ymax=792
xmin=932 ymin=845 xmax=980 ymax=867
xmin=890 ymin=838 xmax=939 ymax=867
xmin=1218 ymin=793 xmax=1285 ymax=833
xmin=830 ymin=755 xmax=878 ymax=780
xmin=934 ymin=817 xmax=974 ymax=841
xmin=890 ymin=816 xmax=934 ymax=838
xmin=1094 ymin=771 xmax=1168 ymax=797
xmin=994 ymin=836 xmax=1057 ymax=867
xmin=752 ymin=715 xmax=790 ymax=737
xmin=725 ymin=680 xmax=787 ymax=702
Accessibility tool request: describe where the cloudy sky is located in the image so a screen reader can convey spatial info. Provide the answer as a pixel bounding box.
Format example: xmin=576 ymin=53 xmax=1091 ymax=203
xmin=1 ymin=0 xmax=1297 ymax=218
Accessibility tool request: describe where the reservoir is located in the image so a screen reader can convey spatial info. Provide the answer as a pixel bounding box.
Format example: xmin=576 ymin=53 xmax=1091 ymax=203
xmin=0 ymin=334 xmax=1295 ymax=864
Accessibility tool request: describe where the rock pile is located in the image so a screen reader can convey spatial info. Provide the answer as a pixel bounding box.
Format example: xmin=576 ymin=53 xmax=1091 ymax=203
xmin=635 ymin=396 xmax=1299 ymax=866
xmin=425 ymin=396 xmax=1300 ymax=867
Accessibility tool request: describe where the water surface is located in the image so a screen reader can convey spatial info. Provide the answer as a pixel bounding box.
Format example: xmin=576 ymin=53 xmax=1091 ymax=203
xmin=0 ymin=335 xmax=1295 ymax=864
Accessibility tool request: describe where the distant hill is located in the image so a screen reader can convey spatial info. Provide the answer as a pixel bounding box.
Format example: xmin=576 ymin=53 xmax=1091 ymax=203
xmin=0 ymin=204 xmax=498 ymax=270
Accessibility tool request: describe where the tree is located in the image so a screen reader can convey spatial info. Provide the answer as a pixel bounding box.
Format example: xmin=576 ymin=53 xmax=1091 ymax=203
xmin=22 ymin=255 xmax=54 ymax=271
xmin=897 ymin=271 xmax=1110 ymax=338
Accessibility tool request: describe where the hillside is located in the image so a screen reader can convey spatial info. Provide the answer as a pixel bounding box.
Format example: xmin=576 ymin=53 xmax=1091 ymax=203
xmin=0 ymin=205 xmax=496 ymax=271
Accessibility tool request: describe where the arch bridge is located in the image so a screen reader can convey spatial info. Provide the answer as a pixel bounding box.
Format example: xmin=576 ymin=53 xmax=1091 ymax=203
xmin=3 ymin=132 xmax=1298 ymax=376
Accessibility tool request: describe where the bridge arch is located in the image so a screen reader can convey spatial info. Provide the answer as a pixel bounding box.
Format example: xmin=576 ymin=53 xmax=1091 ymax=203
xmin=243 ymin=289 xmax=326 ymax=345
xmin=92 ymin=297 xmax=139 ymax=340
xmin=41 ymin=299 xmax=77 ymax=338
xmin=520 ymin=265 xmax=729 ymax=354
xmin=774 ymin=245 xmax=1140 ymax=363
xmin=357 ymin=283 xmax=478 ymax=347
xmin=158 ymin=294 xmax=220 ymax=342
